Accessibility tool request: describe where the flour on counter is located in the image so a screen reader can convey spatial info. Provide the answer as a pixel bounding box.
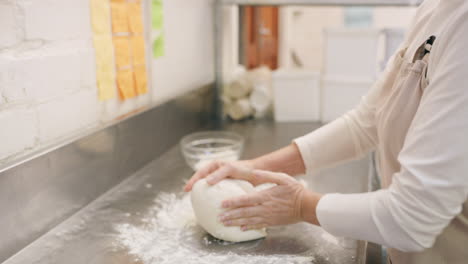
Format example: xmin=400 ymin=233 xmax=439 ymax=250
xmin=114 ymin=192 xmax=315 ymax=264
xmin=320 ymin=231 xmax=358 ymax=249
xmin=320 ymin=232 xmax=340 ymax=246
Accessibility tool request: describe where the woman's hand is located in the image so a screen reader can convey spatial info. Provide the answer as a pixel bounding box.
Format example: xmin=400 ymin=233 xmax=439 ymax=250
xmin=184 ymin=161 xmax=322 ymax=229
xmin=184 ymin=143 xmax=306 ymax=192
xmin=183 ymin=160 xmax=255 ymax=192
xmin=210 ymin=166 xmax=322 ymax=230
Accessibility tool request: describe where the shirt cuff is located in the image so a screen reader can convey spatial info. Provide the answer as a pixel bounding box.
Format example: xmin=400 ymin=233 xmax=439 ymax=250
xmin=293 ymin=136 xmax=315 ymax=175
xmin=316 ymin=192 xmax=387 ymax=245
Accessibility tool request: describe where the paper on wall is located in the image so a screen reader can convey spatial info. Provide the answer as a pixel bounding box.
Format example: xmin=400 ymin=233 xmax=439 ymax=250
xmin=151 ymin=0 xmax=165 ymax=58
xmin=134 ymin=65 xmax=148 ymax=95
xmin=128 ymin=2 xmax=144 ymax=34
xmin=91 ymin=0 xmax=149 ymax=101
xmin=117 ymin=69 xmax=137 ymax=99
xmin=93 ymin=35 xmax=116 ymax=100
xmin=111 ymin=1 xmax=129 ymax=33
xmin=90 ymin=0 xmax=116 ymax=101
xmin=90 ymin=0 xmax=112 ymax=35
xmin=131 ymin=35 xmax=146 ymax=65
xmin=113 ymin=36 xmax=132 ymax=68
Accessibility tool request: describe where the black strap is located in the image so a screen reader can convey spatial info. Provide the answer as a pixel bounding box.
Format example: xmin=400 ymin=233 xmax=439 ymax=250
xmin=423 ymin=35 xmax=437 ymax=56
xmin=413 ymin=35 xmax=437 ymax=63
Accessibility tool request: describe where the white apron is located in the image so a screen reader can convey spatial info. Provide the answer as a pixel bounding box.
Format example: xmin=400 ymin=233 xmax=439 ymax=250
xmin=375 ymin=36 xmax=468 ymax=263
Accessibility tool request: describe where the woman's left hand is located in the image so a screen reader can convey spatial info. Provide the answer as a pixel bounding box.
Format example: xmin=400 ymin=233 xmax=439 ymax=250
xmin=219 ymin=169 xmax=322 ymax=231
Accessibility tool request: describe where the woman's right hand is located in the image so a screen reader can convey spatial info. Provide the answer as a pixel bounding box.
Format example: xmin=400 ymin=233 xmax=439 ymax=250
xmin=183 ymin=160 xmax=255 ymax=192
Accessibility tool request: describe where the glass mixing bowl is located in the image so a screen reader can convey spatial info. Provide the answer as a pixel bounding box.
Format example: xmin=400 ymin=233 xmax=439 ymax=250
xmin=180 ymin=131 xmax=244 ymax=171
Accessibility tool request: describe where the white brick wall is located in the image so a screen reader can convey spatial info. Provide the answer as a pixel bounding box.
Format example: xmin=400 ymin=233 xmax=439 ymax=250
xmin=0 ymin=43 xmax=96 ymax=103
xmin=20 ymin=0 xmax=92 ymax=41
xmin=38 ymin=89 xmax=99 ymax=143
xmin=0 ymin=2 xmax=21 ymax=48
xmin=0 ymin=51 xmax=26 ymax=103
xmin=0 ymin=89 xmax=5 ymax=105
xmin=0 ymin=0 xmax=215 ymax=164
xmin=0 ymin=108 xmax=37 ymax=160
xmin=0 ymin=0 xmax=99 ymax=163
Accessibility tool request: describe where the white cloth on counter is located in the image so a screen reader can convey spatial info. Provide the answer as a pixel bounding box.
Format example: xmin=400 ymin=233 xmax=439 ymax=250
xmin=249 ymin=84 xmax=272 ymax=118
xmin=226 ymin=98 xmax=253 ymax=120
xmin=225 ymin=66 xmax=253 ymax=99
xmin=294 ymin=0 xmax=468 ymax=260
xmin=225 ymin=66 xmax=273 ymax=120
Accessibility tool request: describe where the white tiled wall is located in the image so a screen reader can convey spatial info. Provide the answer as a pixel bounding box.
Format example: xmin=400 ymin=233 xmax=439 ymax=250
xmin=0 ymin=0 xmax=215 ymax=164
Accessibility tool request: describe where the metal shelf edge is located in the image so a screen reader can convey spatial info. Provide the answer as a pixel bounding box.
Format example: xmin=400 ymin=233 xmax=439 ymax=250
xmin=220 ymin=0 xmax=422 ymax=6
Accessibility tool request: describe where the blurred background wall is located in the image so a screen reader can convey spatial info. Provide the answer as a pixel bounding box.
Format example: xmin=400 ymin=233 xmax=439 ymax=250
xmin=0 ymin=0 xmax=215 ymax=164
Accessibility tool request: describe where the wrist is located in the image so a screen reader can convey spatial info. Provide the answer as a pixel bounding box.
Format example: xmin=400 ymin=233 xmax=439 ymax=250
xmin=247 ymin=157 xmax=265 ymax=171
xmin=300 ymin=190 xmax=322 ymax=226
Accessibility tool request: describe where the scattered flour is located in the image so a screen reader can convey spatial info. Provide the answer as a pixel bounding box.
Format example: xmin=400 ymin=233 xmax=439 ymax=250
xmin=114 ymin=192 xmax=315 ymax=264
xmin=321 ymin=232 xmax=340 ymax=246
xmin=321 ymin=232 xmax=357 ymax=249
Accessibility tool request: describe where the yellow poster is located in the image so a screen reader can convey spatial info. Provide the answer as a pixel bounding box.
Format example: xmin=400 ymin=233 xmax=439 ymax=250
xmin=128 ymin=2 xmax=144 ymax=34
xmin=134 ymin=65 xmax=148 ymax=95
xmin=90 ymin=0 xmax=116 ymax=100
xmin=90 ymin=0 xmax=112 ymax=35
xmin=117 ymin=69 xmax=136 ymax=99
xmin=93 ymin=35 xmax=116 ymax=100
xmin=113 ymin=36 xmax=131 ymax=68
xmin=110 ymin=1 xmax=129 ymax=33
xmin=131 ymin=35 xmax=146 ymax=65
xmin=91 ymin=0 xmax=149 ymax=101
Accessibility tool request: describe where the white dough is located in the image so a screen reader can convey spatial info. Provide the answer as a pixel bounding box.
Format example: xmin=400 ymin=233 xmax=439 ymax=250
xmin=191 ymin=179 xmax=267 ymax=242
xmin=255 ymin=182 xmax=277 ymax=192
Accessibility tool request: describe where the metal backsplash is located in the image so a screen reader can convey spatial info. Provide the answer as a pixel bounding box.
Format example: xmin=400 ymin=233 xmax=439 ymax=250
xmin=0 ymin=86 xmax=213 ymax=262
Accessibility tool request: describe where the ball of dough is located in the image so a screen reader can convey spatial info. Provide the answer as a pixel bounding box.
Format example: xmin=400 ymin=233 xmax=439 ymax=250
xmin=191 ymin=179 xmax=267 ymax=242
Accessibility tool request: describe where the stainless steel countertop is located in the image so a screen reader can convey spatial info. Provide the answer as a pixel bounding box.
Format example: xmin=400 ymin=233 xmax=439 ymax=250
xmin=4 ymin=121 xmax=370 ymax=264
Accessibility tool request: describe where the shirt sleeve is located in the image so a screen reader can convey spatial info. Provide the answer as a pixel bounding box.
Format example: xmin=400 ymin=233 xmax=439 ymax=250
xmin=316 ymin=19 xmax=468 ymax=252
xmin=294 ymin=50 xmax=402 ymax=173
xmin=293 ymin=0 xmax=434 ymax=175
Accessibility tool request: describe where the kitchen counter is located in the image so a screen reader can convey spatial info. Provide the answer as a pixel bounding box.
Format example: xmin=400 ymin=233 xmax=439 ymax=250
xmin=4 ymin=121 xmax=370 ymax=264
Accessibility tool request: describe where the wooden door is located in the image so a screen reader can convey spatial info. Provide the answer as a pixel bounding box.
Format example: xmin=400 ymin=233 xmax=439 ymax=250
xmin=242 ymin=6 xmax=279 ymax=70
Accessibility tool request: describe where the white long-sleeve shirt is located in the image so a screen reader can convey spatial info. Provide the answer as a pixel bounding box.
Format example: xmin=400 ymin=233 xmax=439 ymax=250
xmin=294 ymin=0 xmax=468 ymax=255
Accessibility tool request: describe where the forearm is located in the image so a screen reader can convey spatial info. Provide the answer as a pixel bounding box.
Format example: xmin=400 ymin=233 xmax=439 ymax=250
xmin=250 ymin=143 xmax=306 ymax=176
xmin=250 ymin=117 xmax=363 ymax=176
xmin=294 ymin=115 xmax=377 ymax=174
